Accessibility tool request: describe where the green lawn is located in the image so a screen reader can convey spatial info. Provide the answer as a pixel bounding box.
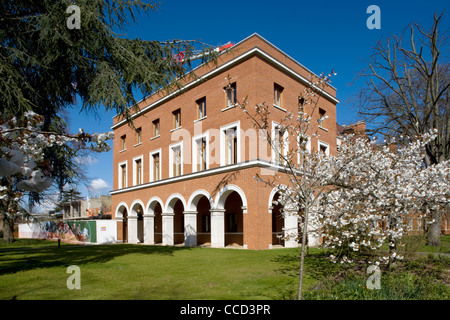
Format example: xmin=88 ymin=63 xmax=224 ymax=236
xmin=0 ymin=240 xmax=323 ymax=300
xmin=1 ymin=238 xmax=448 ymax=300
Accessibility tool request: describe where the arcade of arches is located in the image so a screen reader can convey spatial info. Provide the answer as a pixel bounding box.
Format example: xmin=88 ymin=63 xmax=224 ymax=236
xmin=114 ymin=186 xmax=316 ymax=249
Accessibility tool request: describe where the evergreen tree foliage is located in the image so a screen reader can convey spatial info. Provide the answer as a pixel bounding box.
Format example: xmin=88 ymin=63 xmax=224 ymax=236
xmin=0 ymin=1 xmax=216 ymax=241
xmin=1 ymin=0 xmax=213 ymax=120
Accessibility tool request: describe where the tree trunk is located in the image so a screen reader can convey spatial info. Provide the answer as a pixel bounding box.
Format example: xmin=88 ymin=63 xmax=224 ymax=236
xmin=297 ymin=206 xmax=309 ymax=300
xmin=426 ymin=209 xmax=442 ymax=247
xmin=2 ymin=214 xmax=15 ymax=243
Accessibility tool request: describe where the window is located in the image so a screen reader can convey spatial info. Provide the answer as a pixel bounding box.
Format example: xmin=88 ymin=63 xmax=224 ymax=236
xmin=297 ymin=134 xmax=311 ymax=165
xmin=121 ymin=165 xmax=127 ymax=188
xmin=150 ymin=150 xmax=161 ymax=182
xmin=172 ymin=109 xmax=181 ymax=129
xmin=277 ymin=127 xmax=288 ymax=164
xmin=318 ymin=108 xmax=328 ymax=129
xmin=136 ymin=159 xmax=142 ymax=184
xmin=135 ymin=127 xmax=142 ymax=145
xmin=318 ymin=141 xmax=329 ymax=156
xmin=133 ymin=156 xmax=143 ymax=186
xmin=273 ymin=122 xmax=289 ymax=164
xmin=220 ymin=122 xmax=240 ymax=166
xmin=274 ymin=83 xmax=284 ymax=108
xmin=196 ymin=97 xmax=206 ymax=119
xmin=173 ymin=147 xmax=182 ymax=177
xmin=195 ymin=136 xmax=207 ymax=171
xmin=298 ymin=97 xmax=305 ymax=113
xmin=193 ymin=133 xmax=209 ymax=172
xmin=152 ymin=119 xmax=160 ymax=138
xmin=170 ymin=143 xmax=183 ymax=177
xmin=118 ymin=161 xmax=127 ymax=189
xmin=225 ymin=127 xmax=237 ymax=165
xmin=225 ymin=82 xmax=237 ymax=108
xmin=120 ymin=135 xmax=126 ymax=151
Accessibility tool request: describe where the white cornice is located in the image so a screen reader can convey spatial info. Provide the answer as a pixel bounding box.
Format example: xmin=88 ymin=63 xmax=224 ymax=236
xmin=110 ymin=159 xmax=286 ymax=195
xmin=111 ymin=46 xmax=339 ymax=130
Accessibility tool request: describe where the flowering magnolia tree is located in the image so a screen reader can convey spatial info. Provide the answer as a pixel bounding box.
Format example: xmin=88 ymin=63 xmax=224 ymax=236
xmin=239 ymin=71 xmax=341 ymax=300
xmin=316 ymin=131 xmax=450 ymax=266
xmin=0 ymin=111 xmax=113 ymax=242
xmin=239 ymin=72 xmax=449 ymax=299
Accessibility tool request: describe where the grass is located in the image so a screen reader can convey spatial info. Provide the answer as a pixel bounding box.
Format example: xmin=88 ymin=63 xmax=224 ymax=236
xmin=303 ymin=255 xmax=450 ymax=300
xmin=303 ymin=235 xmax=450 ymax=300
xmin=1 ymin=237 xmax=449 ymax=300
xmin=0 ymin=239 xmax=328 ymax=300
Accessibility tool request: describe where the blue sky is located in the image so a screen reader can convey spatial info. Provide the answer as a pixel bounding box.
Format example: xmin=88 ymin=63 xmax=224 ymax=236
xmin=67 ymin=0 xmax=449 ymax=198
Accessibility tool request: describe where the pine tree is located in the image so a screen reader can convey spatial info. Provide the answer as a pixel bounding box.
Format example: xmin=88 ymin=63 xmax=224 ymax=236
xmin=0 ymin=0 xmax=216 ymax=241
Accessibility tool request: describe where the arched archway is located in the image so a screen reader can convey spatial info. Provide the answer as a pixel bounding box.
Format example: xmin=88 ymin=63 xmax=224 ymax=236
xmin=165 ymin=194 xmax=187 ymax=245
xmin=187 ymin=190 xmax=213 ymax=246
xmin=153 ymin=202 xmax=163 ymax=243
xmin=115 ymin=203 xmax=128 ymax=243
xmin=268 ymin=188 xmax=301 ymax=248
xmin=212 ymin=185 xmax=247 ymax=248
xmin=270 ymin=192 xmax=285 ymax=246
xmin=173 ymin=200 xmax=184 ymax=244
xmin=146 ymin=197 xmax=164 ymax=245
xmin=213 ymin=184 xmax=247 ymax=211
xmin=196 ymin=196 xmax=212 ymax=245
xmin=130 ymin=200 xmax=145 ymax=244
xmin=187 ymin=189 xmax=213 ymax=211
xmin=223 ymin=191 xmax=243 ymax=246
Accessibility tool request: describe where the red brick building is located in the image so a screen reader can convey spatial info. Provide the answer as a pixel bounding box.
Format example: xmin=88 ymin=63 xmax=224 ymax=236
xmin=110 ymin=34 xmax=339 ymax=249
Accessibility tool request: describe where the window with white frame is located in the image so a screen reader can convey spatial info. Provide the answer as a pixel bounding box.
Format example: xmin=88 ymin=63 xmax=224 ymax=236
xmin=196 ymin=97 xmax=206 ymax=120
xmin=118 ymin=161 xmax=127 ymax=189
xmin=133 ymin=155 xmax=144 ymax=186
xmin=272 ymin=122 xmax=289 ymax=164
xmin=135 ymin=127 xmax=142 ymax=145
xmin=120 ymin=135 xmax=126 ymax=151
xmin=150 ymin=149 xmax=161 ymax=182
xmin=318 ymin=108 xmax=328 ymax=130
xmin=152 ymin=119 xmax=160 ymax=138
xmin=224 ymin=82 xmax=237 ymax=108
xmin=297 ymin=134 xmax=311 ymax=165
xmin=172 ymin=108 xmax=181 ymax=129
xmin=169 ymin=142 xmax=183 ymax=177
xmin=274 ymin=83 xmax=284 ymax=108
xmin=220 ymin=122 xmax=240 ymax=166
xmin=193 ymin=133 xmax=209 ymax=172
xmin=318 ymin=141 xmax=330 ymax=156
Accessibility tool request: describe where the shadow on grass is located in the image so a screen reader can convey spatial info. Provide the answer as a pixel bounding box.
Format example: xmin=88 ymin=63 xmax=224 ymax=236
xmin=0 ymin=241 xmax=190 ymax=275
xmin=269 ymin=249 xmax=345 ymax=300
xmin=272 ymin=249 xmax=343 ymax=281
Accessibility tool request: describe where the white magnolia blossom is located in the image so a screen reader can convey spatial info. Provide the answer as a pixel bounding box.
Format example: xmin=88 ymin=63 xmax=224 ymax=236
xmin=241 ymin=71 xmax=448 ymax=268
xmin=0 ymin=111 xmax=114 ymax=215
xmin=271 ymin=126 xmax=448 ymax=265
xmin=313 ymin=131 xmax=448 ymax=265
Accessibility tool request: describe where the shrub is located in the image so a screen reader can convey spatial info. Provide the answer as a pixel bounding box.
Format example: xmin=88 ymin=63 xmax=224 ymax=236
xmin=304 ymin=256 xmax=450 ymax=300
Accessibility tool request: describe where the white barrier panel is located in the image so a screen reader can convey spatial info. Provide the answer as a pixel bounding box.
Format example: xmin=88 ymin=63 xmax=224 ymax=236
xmin=18 ymin=223 xmax=33 ymax=239
xmin=96 ymin=220 xmax=117 ymax=244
